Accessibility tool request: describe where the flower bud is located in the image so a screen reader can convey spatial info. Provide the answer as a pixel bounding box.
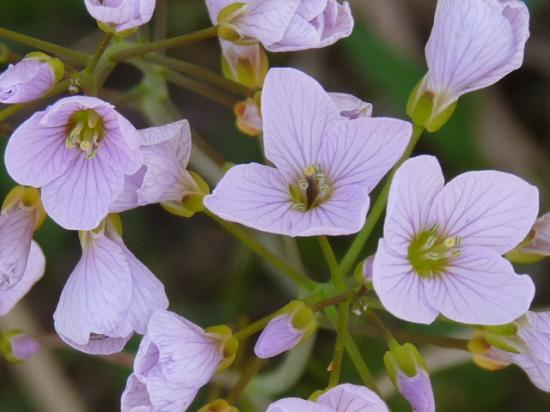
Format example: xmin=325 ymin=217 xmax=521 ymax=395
xmin=0 ymin=52 xmax=64 ymax=104
xmin=254 ymin=300 xmax=317 ymax=359
xmin=206 ymin=325 xmax=239 ymax=372
xmin=384 ymin=343 xmax=435 ymax=412
xmin=221 ymin=43 xmax=268 ymax=89
xmin=406 ymin=77 xmax=457 ymax=133
xmin=198 ymin=399 xmax=239 ymax=412
xmin=507 ymin=213 xmax=550 ymax=263
xmin=85 ymin=0 xmax=155 ymax=34
xmin=0 ymin=330 xmax=41 ymax=363
xmin=161 ymin=171 xmax=210 ymax=218
xmin=234 ymin=95 xmax=262 ymax=137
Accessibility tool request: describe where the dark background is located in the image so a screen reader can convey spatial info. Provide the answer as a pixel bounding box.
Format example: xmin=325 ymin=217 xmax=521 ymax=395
xmin=0 ymin=0 xmax=549 ymax=411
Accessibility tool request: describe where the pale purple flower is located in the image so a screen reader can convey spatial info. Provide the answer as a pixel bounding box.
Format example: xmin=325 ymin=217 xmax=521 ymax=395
xmin=53 ymin=217 xmax=168 ymax=355
xmin=110 ymin=120 xmax=195 ymax=213
xmin=421 ymin=0 xmax=529 ymax=115
xmin=85 ymin=0 xmax=156 ymax=33
xmin=0 ymin=55 xmax=59 ymax=104
xmin=0 ymin=187 xmax=46 ymax=316
xmin=205 ymin=68 xmax=411 ymax=237
xmin=373 ymin=155 xmax=538 ymax=325
xmin=5 ymin=96 xmax=143 ymax=230
xmin=362 ymin=255 xmax=374 ymax=282
xmin=209 ymin=0 xmax=354 ymax=52
xmin=267 ymin=383 xmax=389 ymax=412
xmin=254 ymin=301 xmax=315 ymax=359
xmin=482 ymin=311 xmax=550 ymax=392
xmin=121 ymin=310 xmax=235 ymax=412
xmin=329 ymin=92 xmax=373 ymax=120
xmin=397 ymin=369 xmax=435 ymax=412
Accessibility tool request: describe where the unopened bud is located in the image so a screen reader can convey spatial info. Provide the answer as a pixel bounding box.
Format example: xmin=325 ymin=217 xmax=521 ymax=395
xmin=507 ymin=213 xmax=550 ymax=264
xmin=254 ymin=300 xmax=317 ymax=359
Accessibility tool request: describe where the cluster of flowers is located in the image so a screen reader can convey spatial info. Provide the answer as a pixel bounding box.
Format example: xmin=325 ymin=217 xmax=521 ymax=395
xmin=0 ymin=0 xmax=549 ymax=411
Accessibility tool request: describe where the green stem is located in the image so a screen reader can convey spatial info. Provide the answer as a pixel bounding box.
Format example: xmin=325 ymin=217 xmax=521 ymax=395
xmin=205 ymin=210 xmax=316 ymax=291
xmin=324 ymin=306 xmax=380 ymax=394
xmin=0 ymin=79 xmax=71 ymax=122
xmin=0 ymin=27 xmax=90 ymax=65
xmin=164 ymin=69 xmax=237 ymax=109
xmin=337 ymin=124 xmax=425 ymax=279
xmin=318 ymin=236 xmax=339 ymax=281
xmin=311 ymin=292 xmax=353 ymax=312
xmin=85 ymin=32 xmax=114 ymax=74
xmin=143 ymin=53 xmax=257 ymax=98
xmin=226 ymin=357 xmax=266 ymax=405
xmin=110 ymin=26 xmax=219 ymax=62
xmin=328 ymin=302 xmax=350 ymax=388
xmin=367 ymin=311 xmax=396 ymax=346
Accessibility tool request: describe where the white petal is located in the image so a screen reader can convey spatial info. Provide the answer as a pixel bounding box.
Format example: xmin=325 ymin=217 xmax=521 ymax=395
xmin=318 ymin=383 xmax=389 ymax=412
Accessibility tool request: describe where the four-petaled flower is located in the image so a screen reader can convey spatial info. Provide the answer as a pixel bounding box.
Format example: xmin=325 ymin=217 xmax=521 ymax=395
xmin=0 ymin=187 xmax=46 ymax=316
xmin=121 ymin=310 xmax=238 ymax=412
xmin=210 ymin=0 xmax=354 ymax=52
xmin=53 ymin=216 xmax=168 ymax=354
xmin=5 ymin=96 xmax=143 ymax=231
xmin=205 ymin=68 xmax=411 ymax=237
xmin=411 ymin=0 xmax=529 ymax=126
xmin=373 ymin=155 xmax=538 ymax=325
xmin=267 ymin=383 xmax=389 ymax=412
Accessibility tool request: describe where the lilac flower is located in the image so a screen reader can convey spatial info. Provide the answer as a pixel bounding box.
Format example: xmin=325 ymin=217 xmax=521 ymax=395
xmin=267 ymin=383 xmax=389 ymax=412
xmin=205 ymin=68 xmax=411 ymax=237
xmin=121 ymin=310 xmax=239 ymax=412
xmin=53 ymin=216 xmax=168 ymax=355
xmin=85 ymin=0 xmax=156 ymax=33
xmin=210 ymin=0 xmax=354 ymax=52
xmin=477 ymin=311 xmax=550 ymax=392
xmin=254 ymin=301 xmax=316 ymax=359
xmin=0 ymin=187 xmax=46 ymax=316
xmin=110 ymin=120 xmax=207 ymax=217
xmin=0 ymin=53 xmax=63 ymax=104
xmin=5 ymin=96 xmax=143 ymax=230
xmin=373 ymin=155 xmax=538 ymax=325
xmin=0 ymin=331 xmax=41 ymax=362
xmin=409 ymin=0 xmax=529 ymax=129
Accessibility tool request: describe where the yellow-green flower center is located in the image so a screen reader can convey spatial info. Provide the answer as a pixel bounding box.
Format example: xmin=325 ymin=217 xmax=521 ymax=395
xmin=408 ymin=225 xmax=462 ymax=278
xmin=66 ymin=109 xmax=105 ymax=159
xmin=289 ymin=165 xmax=332 ymax=212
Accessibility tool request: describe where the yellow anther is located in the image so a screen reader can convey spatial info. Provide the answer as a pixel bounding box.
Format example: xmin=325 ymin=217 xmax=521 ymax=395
xmin=304 ymin=165 xmax=316 ymax=177
xmin=444 ymin=236 xmax=460 ymax=248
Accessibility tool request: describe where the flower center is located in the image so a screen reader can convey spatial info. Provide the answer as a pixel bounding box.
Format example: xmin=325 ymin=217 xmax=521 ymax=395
xmin=289 ymin=165 xmax=332 ymax=212
xmin=65 ymin=109 xmax=105 ymax=159
xmin=408 ymin=225 xmax=462 ymax=279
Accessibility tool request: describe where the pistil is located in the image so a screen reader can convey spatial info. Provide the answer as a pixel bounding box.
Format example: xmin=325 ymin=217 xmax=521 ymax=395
xmin=66 ymin=109 xmax=105 ymax=159
xmin=290 ymin=165 xmax=332 ymax=211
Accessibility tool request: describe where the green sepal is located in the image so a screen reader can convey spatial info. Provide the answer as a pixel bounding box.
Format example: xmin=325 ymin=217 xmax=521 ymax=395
xmin=2 ymin=186 xmax=46 ymax=230
xmin=97 ymin=21 xmax=137 ymax=38
xmin=384 ymin=342 xmax=426 ymax=385
xmin=482 ymin=323 xmax=518 ymax=337
xmin=198 ymin=399 xmax=239 ymax=412
xmin=161 ymin=171 xmax=210 ymax=218
xmin=481 ymin=332 xmax=520 ymax=354
xmin=206 ymin=325 xmax=239 ymax=372
xmin=406 ymin=77 xmax=457 ymax=133
xmin=0 ymin=330 xmax=24 ymax=363
xmin=221 ymin=46 xmax=268 ymax=89
xmin=0 ymin=44 xmax=8 ymax=64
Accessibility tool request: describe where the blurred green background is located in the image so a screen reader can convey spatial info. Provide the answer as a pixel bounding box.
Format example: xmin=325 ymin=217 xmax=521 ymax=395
xmin=1 ymin=0 xmax=550 ymax=411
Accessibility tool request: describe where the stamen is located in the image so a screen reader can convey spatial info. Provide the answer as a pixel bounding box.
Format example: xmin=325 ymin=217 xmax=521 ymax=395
xmin=289 ymin=164 xmax=333 ymax=212
xmin=65 ymin=110 xmax=105 ymax=159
